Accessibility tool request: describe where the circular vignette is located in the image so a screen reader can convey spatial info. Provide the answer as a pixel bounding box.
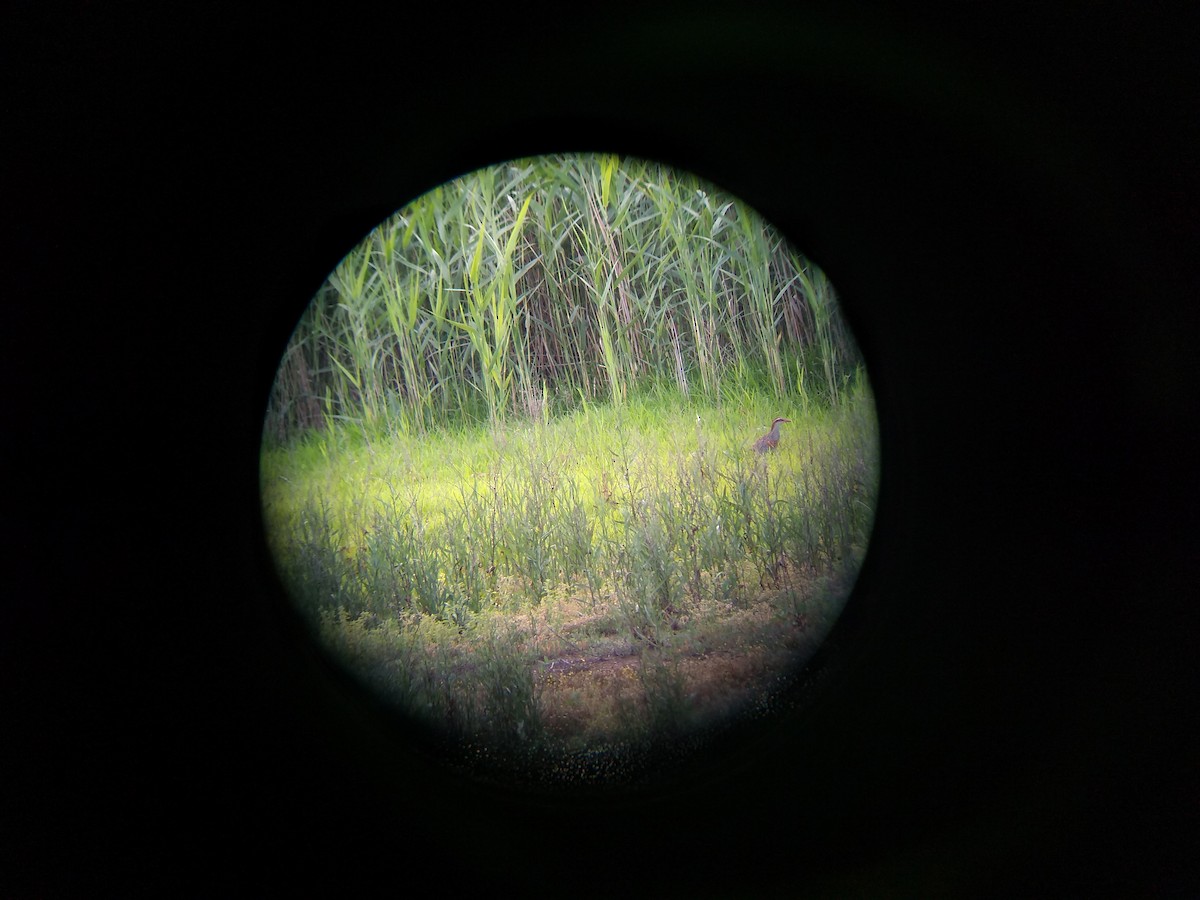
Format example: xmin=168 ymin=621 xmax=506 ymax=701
xmin=259 ymin=152 xmax=881 ymax=791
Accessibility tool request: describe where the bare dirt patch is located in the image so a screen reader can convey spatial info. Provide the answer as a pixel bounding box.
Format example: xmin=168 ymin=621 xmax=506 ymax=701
xmin=531 ymin=596 xmax=814 ymax=746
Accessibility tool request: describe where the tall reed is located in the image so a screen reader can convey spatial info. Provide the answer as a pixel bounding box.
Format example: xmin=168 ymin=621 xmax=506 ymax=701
xmin=264 ymin=154 xmax=860 ymax=444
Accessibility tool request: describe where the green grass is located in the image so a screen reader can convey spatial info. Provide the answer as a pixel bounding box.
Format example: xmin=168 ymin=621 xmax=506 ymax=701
xmin=261 ymin=375 xmax=878 ymax=775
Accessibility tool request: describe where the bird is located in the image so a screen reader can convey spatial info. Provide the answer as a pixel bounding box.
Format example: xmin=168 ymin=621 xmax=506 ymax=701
xmin=754 ymin=417 xmax=791 ymax=453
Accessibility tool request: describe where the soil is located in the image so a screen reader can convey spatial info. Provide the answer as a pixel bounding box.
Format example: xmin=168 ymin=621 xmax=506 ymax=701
xmin=531 ymin=611 xmax=813 ymax=745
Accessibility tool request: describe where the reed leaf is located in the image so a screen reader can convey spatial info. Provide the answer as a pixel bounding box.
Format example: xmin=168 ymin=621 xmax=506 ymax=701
xmin=263 ymin=153 xmax=863 ymax=444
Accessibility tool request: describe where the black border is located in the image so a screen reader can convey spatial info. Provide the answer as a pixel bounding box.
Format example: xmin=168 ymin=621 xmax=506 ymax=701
xmin=4 ymin=3 xmax=1195 ymax=894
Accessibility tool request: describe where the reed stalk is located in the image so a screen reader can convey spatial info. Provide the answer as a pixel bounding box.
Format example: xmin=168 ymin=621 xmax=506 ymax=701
xmin=264 ymin=154 xmax=862 ymax=444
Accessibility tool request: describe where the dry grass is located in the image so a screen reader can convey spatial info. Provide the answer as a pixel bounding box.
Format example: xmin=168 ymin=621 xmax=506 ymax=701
xmin=441 ymin=564 xmax=836 ymax=749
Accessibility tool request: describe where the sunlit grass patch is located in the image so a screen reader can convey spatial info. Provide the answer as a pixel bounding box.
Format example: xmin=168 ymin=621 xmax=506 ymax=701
xmin=263 ymin=379 xmax=877 ymax=768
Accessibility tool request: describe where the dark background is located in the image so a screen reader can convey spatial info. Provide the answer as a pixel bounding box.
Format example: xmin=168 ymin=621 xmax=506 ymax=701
xmin=4 ymin=2 xmax=1195 ymax=895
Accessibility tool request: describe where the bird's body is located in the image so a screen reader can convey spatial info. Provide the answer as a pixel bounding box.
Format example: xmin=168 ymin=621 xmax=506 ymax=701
xmin=754 ymin=417 xmax=791 ymax=453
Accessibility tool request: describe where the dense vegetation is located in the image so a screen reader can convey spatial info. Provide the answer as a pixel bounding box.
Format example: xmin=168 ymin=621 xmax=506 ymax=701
xmin=260 ymin=155 xmax=878 ymax=782
xmin=263 ymin=154 xmax=858 ymax=444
